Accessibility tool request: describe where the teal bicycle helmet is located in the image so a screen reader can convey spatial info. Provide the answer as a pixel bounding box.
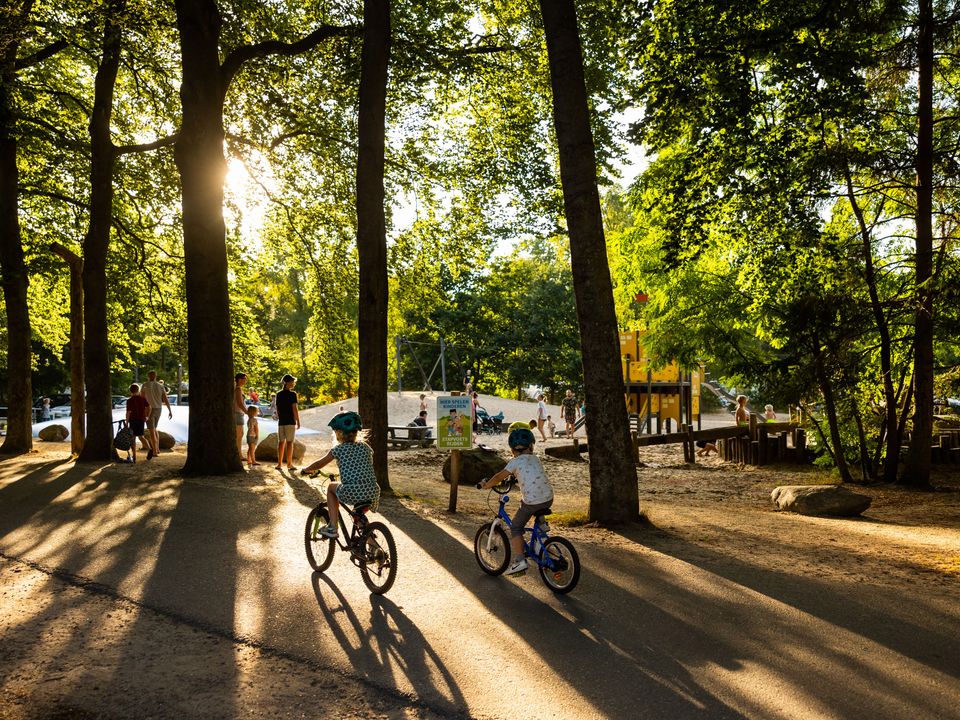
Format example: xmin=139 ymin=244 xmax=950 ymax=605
xmin=329 ymin=411 xmax=362 ymax=433
xmin=508 ymin=427 xmax=535 ymax=450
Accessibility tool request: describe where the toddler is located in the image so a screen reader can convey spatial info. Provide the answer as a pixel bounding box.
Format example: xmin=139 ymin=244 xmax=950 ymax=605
xmin=246 ymin=406 xmax=260 ymax=465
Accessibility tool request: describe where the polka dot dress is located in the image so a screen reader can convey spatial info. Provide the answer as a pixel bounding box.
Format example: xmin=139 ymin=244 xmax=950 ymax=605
xmin=331 ymin=441 xmax=380 ymax=511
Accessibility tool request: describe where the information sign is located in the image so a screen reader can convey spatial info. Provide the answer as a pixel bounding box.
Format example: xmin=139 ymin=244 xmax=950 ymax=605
xmin=436 ymin=395 xmax=473 ymax=450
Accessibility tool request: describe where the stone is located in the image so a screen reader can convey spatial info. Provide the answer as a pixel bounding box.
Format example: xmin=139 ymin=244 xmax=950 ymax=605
xmin=38 ymin=424 xmax=69 ymax=442
xmin=771 ymin=485 xmax=872 ymax=517
xmin=255 ymin=432 xmax=306 ymax=462
xmin=157 ymin=431 xmax=176 ymax=450
xmin=442 ymin=448 xmax=507 ymax=485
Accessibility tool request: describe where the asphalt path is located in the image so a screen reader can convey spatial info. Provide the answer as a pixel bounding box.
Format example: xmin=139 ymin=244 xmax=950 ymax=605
xmin=1 ymin=455 xmax=958 ymax=719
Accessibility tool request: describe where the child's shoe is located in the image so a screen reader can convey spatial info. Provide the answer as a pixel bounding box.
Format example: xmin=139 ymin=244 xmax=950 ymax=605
xmin=319 ymin=525 xmax=338 ymax=539
xmin=505 ymin=558 xmax=528 ymax=576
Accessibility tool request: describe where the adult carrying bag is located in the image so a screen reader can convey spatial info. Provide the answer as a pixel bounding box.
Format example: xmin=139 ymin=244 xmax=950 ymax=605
xmin=113 ymin=421 xmax=133 ymax=451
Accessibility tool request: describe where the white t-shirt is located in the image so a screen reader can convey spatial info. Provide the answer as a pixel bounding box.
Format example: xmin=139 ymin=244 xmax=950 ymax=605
xmin=537 ymin=400 xmax=547 ymax=419
xmin=140 ymin=380 xmax=166 ymax=409
xmin=505 ymin=453 xmax=553 ymax=505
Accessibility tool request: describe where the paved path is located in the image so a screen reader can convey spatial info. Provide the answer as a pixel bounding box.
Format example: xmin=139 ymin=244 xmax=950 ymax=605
xmin=1 ymin=454 xmax=958 ymax=719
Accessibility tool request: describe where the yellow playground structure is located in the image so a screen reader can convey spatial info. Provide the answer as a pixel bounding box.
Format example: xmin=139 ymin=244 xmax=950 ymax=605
xmin=620 ymin=330 xmax=704 ymax=434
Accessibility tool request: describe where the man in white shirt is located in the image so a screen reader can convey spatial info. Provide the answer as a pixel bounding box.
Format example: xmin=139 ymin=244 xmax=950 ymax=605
xmin=140 ymin=370 xmax=172 ymax=460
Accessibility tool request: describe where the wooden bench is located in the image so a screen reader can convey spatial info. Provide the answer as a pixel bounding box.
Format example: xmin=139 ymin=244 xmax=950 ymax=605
xmin=387 ymin=424 xmax=434 ymax=449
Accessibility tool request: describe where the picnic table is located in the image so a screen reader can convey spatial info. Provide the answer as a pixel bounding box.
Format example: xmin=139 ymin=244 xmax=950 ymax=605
xmin=387 ymin=424 xmax=435 ymax=450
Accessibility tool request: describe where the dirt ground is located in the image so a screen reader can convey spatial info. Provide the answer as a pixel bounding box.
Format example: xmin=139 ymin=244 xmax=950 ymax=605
xmin=2 ymin=428 xmax=958 ymax=718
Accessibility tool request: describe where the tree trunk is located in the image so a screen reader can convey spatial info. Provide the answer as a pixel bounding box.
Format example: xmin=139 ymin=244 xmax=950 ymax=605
xmin=174 ymin=0 xmax=241 ymax=475
xmin=356 ymin=0 xmax=391 ymax=490
xmin=903 ymin=0 xmax=934 ymax=488
xmin=51 ymin=244 xmax=85 ymax=455
xmin=811 ymin=331 xmax=854 ymax=484
xmin=0 ymin=2 xmax=34 ymax=455
xmin=539 ymin=0 xmax=638 ymax=524
xmin=844 ymin=169 xmax=901 ymax=483
xmin=79 ymin=0 xmax=125 ymax=462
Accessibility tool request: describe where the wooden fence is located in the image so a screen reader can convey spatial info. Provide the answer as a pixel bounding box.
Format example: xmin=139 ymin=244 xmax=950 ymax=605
xmin=630 ymin=415 xmax=807 ymax=466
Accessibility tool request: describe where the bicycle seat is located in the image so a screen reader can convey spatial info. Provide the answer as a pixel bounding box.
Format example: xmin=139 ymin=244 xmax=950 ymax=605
xmin=351 ymin=503 xmax=371 ymax=514
xmin=534 ymin=509 xmax=552 ymax=518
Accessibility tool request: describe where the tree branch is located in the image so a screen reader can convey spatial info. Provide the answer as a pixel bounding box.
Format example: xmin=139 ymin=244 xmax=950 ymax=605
xmin=115 ymin=133 xmax=179 ymax=155
xmin=220 ymin=24 xmax=360 ymax=92
xmin=15 ymin=39 xmax=68 ymax=69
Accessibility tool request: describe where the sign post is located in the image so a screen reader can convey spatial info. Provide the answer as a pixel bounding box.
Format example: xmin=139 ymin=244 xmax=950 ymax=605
xmin=437 ymin=393 xmax=472 ymax=512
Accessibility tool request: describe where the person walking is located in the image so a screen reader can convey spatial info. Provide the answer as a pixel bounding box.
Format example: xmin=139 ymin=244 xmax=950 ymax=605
xmin=536 ymin=393 xmax=548 ymax=442
xmin=561 ymin=389 xmax=579 ymax=438
xmin=140 ymin=370 xmax=172 ymax=460
xmin=40 ymin=398 xmax=51 ymax=422
xmin=125 ymin=384 xmax=150 ymax=464
xmin=234 ymin=373 xmax=248 ymax=457
xmin=274 ymin=374 xmax=300 ymax=471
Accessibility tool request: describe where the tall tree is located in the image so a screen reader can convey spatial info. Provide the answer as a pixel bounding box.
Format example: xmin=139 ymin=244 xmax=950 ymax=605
xmin=173 ymin=0 xmax=355 ymax=474
xmin=79 ymin=0 xmax=126 ymax=461
xmin=904 ymin=0 xmax=935 ymax=487
xmin=539 ymin=0 xmax=638 ymax=523
xmin=356 ymin=0 xmax=391 ymax=489
xmin=0 ymin=0 xmax=63 ymax=454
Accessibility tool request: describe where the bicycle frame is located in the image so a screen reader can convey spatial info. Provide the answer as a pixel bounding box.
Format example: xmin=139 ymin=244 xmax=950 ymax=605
xmin=309 ymin=493 xmax=371 ymax=559
xmin=486 ymin=490 xmax=552 ymax=569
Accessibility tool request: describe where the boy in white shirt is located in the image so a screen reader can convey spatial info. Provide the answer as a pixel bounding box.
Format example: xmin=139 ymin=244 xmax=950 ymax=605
xmin=477 ymin=427 xmax=554 ymax=576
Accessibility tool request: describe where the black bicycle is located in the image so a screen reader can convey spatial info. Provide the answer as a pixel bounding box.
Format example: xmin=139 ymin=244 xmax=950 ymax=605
xmin=304 ymin=472 xmax=397 ymax=595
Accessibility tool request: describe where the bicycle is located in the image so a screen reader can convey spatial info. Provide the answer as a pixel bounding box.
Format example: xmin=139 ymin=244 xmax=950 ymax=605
xmin=473 ymin=477 xmax=580 ymax=594
xmin=304 ymin=471 xmax=398 ymax=595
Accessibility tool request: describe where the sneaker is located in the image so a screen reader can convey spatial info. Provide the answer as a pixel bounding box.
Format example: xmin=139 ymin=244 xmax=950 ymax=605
xmin=505 ymin=558 xmax=528 ymax=576
xmin=318 ymin=525 xmax=338 ymax=539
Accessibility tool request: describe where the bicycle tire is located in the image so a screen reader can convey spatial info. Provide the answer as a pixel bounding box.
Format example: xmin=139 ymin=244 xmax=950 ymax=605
xmin=474 ymin=523 xmax=510 ymax=575
xmin=359 ymin=521 xmax=397 ymax=595
xmin=538 ymin=537 xmax=580 ymax=594
xmin=304 ymin=504 xmax=336 ymax=572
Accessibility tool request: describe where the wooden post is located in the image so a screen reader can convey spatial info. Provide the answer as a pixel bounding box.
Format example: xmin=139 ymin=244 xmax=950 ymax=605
xmin=448 ymin=449 xmax=460 ymax=511
xmin=758 ymin=426 xmax=768 ymax=465
xmin=685 ymin=424 xmax=695 ymax=464
xmin=796 ymin=428 xmax=806 ymax=461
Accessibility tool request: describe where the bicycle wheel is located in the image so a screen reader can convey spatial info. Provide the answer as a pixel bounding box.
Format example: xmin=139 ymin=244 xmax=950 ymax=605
xmin=474 ymin=523 xmax=510 ymax=575
xmin=359 ymin=522 xmax=397 ymax=595
xmin=304 ymin=504 xmax=336 ymax=572
xmin=538 ymin=537 xmax=580 ymax=594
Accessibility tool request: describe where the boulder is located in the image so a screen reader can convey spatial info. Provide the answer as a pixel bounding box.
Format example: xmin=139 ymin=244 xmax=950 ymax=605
xmin=38 ymin=424 xmax=69 ymax=442
xmin=255 ymin=432 xmax=306 ymax=462
xmin=157 ymin=430 xmax=176 ymax=450
xmin=442 ymin=448 xmax=507 ymax=485
xmin=771 ymin=485 xmax=872 ymax=517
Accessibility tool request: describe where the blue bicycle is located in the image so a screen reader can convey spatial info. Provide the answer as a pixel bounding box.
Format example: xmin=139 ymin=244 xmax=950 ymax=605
xmin=473 ymin=478 xmax=580 ymax=594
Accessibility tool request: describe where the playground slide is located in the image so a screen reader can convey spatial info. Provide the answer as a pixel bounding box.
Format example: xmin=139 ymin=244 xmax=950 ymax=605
xmin=703 ymin=380 xmax=738 ymax=405
xmin=555 ymin=414 xmax=586 ymax=437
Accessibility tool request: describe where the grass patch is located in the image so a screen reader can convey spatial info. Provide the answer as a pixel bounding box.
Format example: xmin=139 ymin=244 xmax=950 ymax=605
xmin=550 ymin=511 xmax=590 ymax=527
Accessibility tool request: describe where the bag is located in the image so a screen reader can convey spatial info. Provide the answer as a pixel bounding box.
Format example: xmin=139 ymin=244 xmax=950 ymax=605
xmin=113 ymin=421 xmax=133 ymax=451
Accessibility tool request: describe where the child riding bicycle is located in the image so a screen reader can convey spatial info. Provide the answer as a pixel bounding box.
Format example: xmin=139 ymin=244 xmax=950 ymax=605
xmin=301 ymin=411 xmax=380 ymax=539
xmin=476 ymin=427 xmax=553 ymax=576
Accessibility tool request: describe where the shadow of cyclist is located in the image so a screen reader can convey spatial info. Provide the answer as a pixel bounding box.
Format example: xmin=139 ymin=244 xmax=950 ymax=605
xmin=310 ymin=572 xmax=468 ymax=717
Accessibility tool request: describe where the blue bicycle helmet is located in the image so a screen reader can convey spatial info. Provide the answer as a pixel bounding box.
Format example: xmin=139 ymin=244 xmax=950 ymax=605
xmin=329 ymin=411 xmax=362 ymax=433
xmin=508 ymin=427 xmax=536 ymax=450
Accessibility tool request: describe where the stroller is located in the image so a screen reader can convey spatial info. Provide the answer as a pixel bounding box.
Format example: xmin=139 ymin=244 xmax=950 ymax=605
xmin=475 ymin=406 xmax=504 ymax=434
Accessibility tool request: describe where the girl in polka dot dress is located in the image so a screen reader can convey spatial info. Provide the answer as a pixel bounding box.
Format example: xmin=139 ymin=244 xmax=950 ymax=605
xmin=301 ymin=411 xmax=380 ymax=539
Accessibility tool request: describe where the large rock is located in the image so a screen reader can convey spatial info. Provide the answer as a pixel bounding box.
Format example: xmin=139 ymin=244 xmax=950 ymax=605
xmin=771 ymin=485 xmax=872 ymax=517
xmin=157 ymin=430 xmax=176 ymax=450
xmin=442 ymin=448 xmax=507 ymax=485
xmin=38 ymin=424 xmax=68 ymax=442
xmin=255 ymin=432 xmax=306 ymax=462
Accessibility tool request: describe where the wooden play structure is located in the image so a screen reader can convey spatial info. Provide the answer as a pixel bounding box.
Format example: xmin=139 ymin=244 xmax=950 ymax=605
xmin=619 ymin=330 xmax=703 ymax=434
xmin=619 ymin=330 xmax=808 ymax=466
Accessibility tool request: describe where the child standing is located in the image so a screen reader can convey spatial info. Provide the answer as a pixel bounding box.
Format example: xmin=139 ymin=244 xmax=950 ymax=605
xmin=125 ymin=383 xmax=150 ymax=464
xmin=476 ymin=428 xmax=554 ymax=576
xmin=246 ymin=405 xmax=260 ymax=465
xmin=301 ymin=411 xmax=380 ymax=538
xmin=546 ymin=415 xmax=556 ymax=438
